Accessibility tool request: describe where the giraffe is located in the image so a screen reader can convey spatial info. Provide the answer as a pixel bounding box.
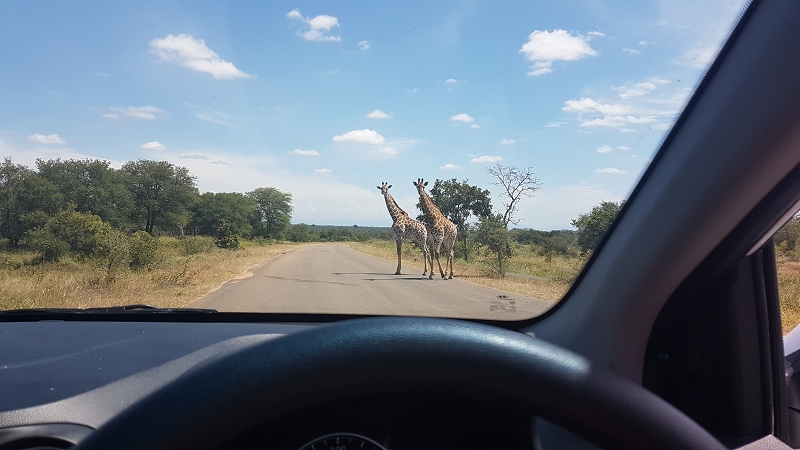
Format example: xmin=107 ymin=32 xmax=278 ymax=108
xmin=414 ymin=178 xmax=457 ymax=279
xmin=378 ymin=182 xmax=430 ymax=276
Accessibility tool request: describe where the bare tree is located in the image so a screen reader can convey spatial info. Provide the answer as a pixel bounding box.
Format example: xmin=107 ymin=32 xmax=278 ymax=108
xmin=486 ymin=163 xmax=542 ymax=226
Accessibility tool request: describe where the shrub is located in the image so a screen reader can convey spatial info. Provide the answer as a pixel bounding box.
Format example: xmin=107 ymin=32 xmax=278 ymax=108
xmin=475 ymin=214 xmax=512 ymax=277
xmin=23 ymin=228 xmax=70 ymax=263
xmin=214 ymin=220 xmax=239 ymax=249
xmin=180 ymin=236 xmax=214 ymax=255
xmin=129 ymin=231 xmax=160 ymax=270
xmin=47 ymin=211 xmax=111 ymax=257
xmin=96 ymin=228 xmax=130 ymax=283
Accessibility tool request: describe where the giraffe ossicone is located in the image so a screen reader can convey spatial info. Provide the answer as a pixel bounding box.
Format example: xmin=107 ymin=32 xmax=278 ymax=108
xmin=378 ymin=182 xmax=429 ymax=276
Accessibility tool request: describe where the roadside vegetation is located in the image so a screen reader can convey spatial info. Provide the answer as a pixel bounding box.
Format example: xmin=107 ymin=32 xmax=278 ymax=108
xmin=776 ymin=215 xmax=800 ymax=333
xmin=0 ymin=238 xmax=299 ymax=310
xmin=3 ymin=156 xmax=799 ymax=334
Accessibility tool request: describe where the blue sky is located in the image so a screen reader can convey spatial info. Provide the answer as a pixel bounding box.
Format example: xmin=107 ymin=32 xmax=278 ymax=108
xmin=0 ymin=0 xmax=748 ymax=229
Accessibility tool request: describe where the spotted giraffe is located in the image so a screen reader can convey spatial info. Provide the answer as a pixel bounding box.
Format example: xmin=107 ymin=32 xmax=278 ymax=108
xmin=414 ymin=178 xmax=457 ymax=279
xmin=378 ymin=182 xmax=430 ymax=276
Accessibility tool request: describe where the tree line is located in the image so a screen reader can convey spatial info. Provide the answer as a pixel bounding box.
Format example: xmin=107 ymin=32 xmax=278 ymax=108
xmin=0 ymin=157 xmax=293 ymax=255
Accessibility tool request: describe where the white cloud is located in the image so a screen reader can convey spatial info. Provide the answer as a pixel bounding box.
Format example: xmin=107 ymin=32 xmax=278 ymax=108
xmin=639 ymin=40 xmax=649 ymax=46
xmin=141 ymin=141 xmax=167 ymax=151
xmin=292 ymin=149 xmax=320 ymax=156
xmin=370 ymin=146 xmax=398 ymax=157
xmin=471 ymin=155 xmax=503 ymax=163
xmin=546 ymin=121 xmax=567 ymax=128
xmin=519 ymin=29 xmax=598 ymax=76
xmin=587 ymin=31 xmax=606 ymax=37
xmin=594 ymin=167 xmax=627 ymax=174
xmin=560 ymin=86 xmax=682 ymax=128
xmin=314 ymin=168 xmax=332 ymax=173
xmin=450 ymin=113 xmax=475 ymax=123
xmin=28 ymin=134 xmax=66 ymax=145
xmin=406 ymin=87 xmax=419 ymax=94
xmin=179 ymin=154 xmax=210 ymax=160
xmin=366 ymin=109 xmax=391 ymax=119
xmin=499 ymin=138 xmax=516 ymax=145
xmin=358 ymin=41 xmax=370 ymax=50
xmin=623 ymin=48 xmax=640 ymax=54
xmin=333 ymin=129 xmax=385 ymax=144
xmin=618 ymin=145 xmax=631 ymax=151
xmin=149 ymin=34 xmax=255 ymax=80
xmin=597 ymin=145 xmax=613 ymax=154
xmin=470 ymin=124 xmax=481 ymax=129
xmin=105 ymin=106 xmax=166 ymax=120
xmin=616 ymin=77 xmax=668 ymax=99
xmin=287 ymin=9 xmax=341 ymax=42
xmin=528 ymin=61 xmax=553 ymax=76
xmin=440 ymin=163 xmax=462 ymax=170
xmin=194 ymin=110 xmax=233 ymax=126
xmin=445 ymin=78 xmax=458 ymax=84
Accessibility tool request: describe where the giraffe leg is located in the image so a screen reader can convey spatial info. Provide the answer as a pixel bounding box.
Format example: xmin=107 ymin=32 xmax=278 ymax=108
xmin=434 ymin=245 xmax=446 ymax=279
xmin=447 ymin=247 xmax=454 ymax=279
xmin=421 ymin=242 xmax=428 ymax=276
xmin=395 ymin=240 xmax=402 ymax=275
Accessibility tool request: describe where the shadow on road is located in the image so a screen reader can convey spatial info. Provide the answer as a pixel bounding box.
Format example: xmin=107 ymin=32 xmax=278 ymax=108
xmin=261 ymin=275 xmax=358 ymax=287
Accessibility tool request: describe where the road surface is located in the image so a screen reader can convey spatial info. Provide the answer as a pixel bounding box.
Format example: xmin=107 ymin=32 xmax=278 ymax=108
xmin=192 ymin=243 xmax=554 ymax=320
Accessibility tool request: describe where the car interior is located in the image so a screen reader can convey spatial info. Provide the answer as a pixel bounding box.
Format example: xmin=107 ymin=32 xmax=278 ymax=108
xmin=2 ymin=0 xmax=800 ymax=449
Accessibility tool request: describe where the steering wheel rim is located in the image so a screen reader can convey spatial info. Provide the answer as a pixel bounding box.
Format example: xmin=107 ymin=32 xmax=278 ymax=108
xmin=73 ymin=317 xmax=726 ymax=450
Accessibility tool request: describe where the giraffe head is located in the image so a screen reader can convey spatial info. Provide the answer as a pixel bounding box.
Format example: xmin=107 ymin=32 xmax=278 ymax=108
xmin=413 ymin=178 xmax=428 ymax=196
xmin=377 ymin=182 xmax=392 ymax=196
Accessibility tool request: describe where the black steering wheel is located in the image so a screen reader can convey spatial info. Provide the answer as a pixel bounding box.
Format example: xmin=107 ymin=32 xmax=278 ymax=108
xmin=73 ymin=317 xmax=726 ymax=450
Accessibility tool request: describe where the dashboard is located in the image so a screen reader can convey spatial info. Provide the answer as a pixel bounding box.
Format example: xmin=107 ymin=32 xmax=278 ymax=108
xmin=0 ymin=320 xmax=535 ymax=450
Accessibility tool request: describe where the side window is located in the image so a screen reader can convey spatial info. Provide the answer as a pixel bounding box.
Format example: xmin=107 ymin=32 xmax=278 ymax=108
xmin=775 ymin=214 xmax=800 ymax=334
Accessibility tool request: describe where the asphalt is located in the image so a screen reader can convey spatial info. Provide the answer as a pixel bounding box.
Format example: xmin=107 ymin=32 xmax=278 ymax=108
xmin=191 ymin=243 xmax=554 ymax=320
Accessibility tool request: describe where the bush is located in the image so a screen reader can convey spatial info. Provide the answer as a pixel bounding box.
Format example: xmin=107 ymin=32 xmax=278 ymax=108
xmin=285 ymin=223 xmax=315 ymax=242
xmin=47 ymin=211 xmax=111 ymax=257
xmin=96 ymin=229 xmax=130 ymax=283
xmin=475 ymin=214 xmax=512 ymax=277
xmin=129 ymin=231 xmax=160 ymax=270
xmin=23 ymin=228 xmax=70 ymax=263
xmin=214 ymin=220 xmax=240 ymax=249
xmin=180 ymin=236 xmax=214 ymax=255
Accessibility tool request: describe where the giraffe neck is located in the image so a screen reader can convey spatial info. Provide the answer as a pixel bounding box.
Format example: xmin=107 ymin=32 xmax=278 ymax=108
xmin=419 ymin=191 xmax=442 ymax=219
xmin=383 ymin=192 xmax=407 ymax=222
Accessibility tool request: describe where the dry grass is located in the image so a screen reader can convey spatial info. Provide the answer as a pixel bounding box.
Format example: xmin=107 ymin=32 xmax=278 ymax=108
xmin=349 ymin=241 xmax=577 ymax=303
xmin=0 ymin=239 xmax=301 ymax=310
xmin=779 ymin=261 xmax=800 ymax=334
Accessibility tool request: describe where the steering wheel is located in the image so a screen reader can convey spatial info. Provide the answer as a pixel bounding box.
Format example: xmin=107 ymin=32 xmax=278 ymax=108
xmin=73 ymin=317 xmax=726 ymax=450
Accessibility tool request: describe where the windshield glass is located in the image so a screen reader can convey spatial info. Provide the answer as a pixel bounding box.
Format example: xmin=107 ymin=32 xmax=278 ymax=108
xmin=0 ymin=0 xmax=748 ymax=319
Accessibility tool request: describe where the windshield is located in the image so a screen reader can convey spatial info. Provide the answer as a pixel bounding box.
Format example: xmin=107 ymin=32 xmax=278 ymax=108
xmin=0 ymin=0 xmax=748 ymax=319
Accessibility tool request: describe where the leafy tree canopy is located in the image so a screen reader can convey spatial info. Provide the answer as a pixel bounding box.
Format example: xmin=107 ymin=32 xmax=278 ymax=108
xmin=571 ymin=200 xmax=625 ymax=254
xmin=121 ymin=160 xmax=198 ymax=235
xmin=248 ymin=187 xmax=293 ymax=239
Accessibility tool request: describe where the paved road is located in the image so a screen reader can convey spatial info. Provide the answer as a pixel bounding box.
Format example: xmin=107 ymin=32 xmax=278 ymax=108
xmin=192 ymin=243 xmax=553 ymax=320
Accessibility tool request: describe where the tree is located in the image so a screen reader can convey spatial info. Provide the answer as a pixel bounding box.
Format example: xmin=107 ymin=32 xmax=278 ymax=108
xmin=421 ymin=178 xmax=493 ymax=261
xmin=571 ymin=200 xmax=625 ymax=255
xmin=0 ymin=158 xmax=62 ymax=246
xmin=36 ymin=158 xmax=133 ymax=228
xmin=486 ymin=164 xmax=542 ymax=227
xmin=190 ymin=192 xmax=257 ymax=237
xmin=121 ymin=160 xmax=198 ymax=235
xmin=475 ymin=214 xmax=512 ymax=276
xmin=247 ymin=187 xmax=293 ymax=239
